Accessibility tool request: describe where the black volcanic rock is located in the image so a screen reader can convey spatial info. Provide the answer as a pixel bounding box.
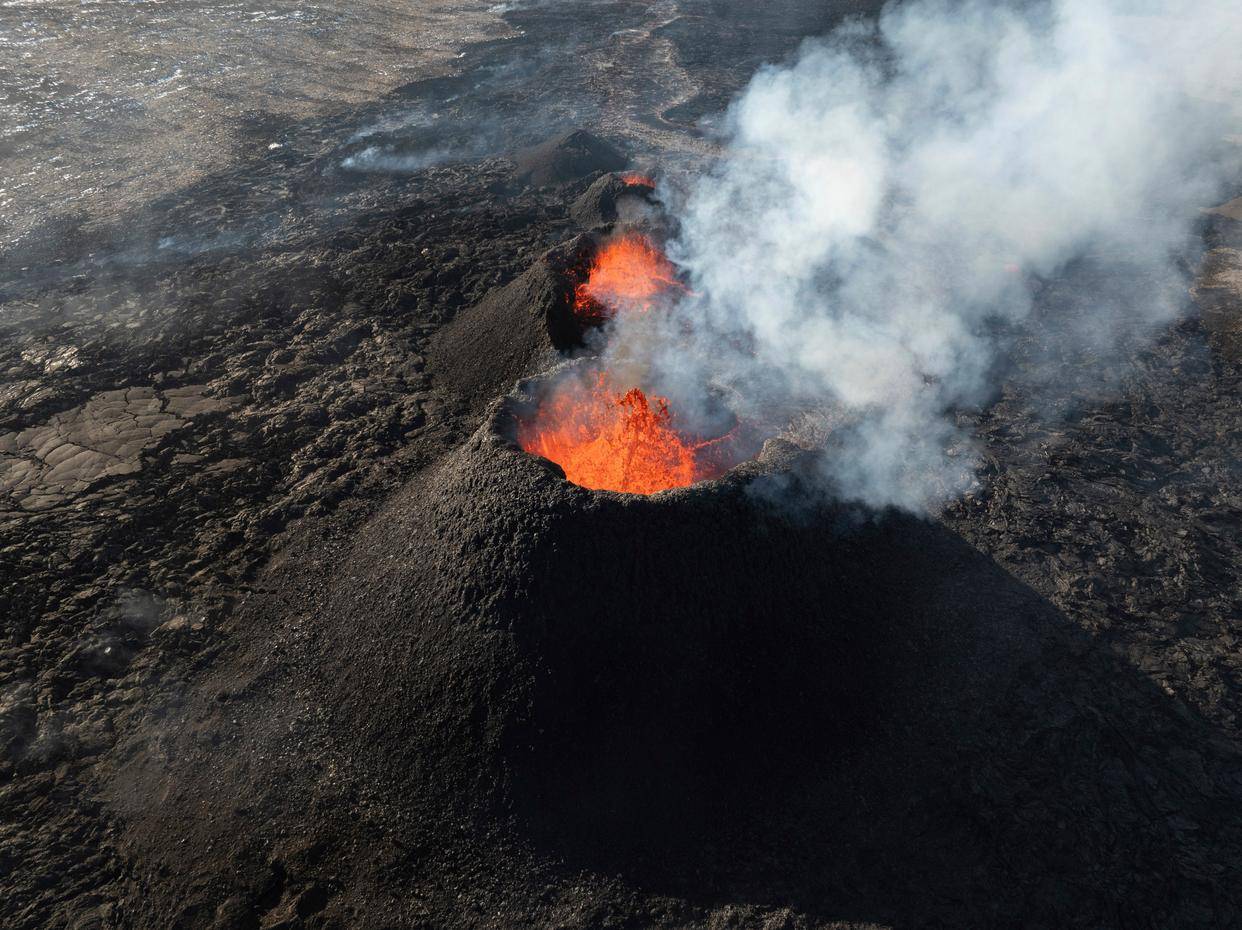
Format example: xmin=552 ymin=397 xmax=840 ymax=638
xmin=303 ymin=384 xmax=887 ymax=843
xmin=512 ymin=129 xmax=627 ymax=187
xmin=427 ymin=234 xmax=596 ymax=413
xmin=570 ymin=171 xmax=656 ymax=229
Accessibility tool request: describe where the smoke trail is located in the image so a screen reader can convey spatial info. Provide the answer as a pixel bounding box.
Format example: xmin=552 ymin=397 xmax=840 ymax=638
xmin=628 ymin=0 xmax=1242 ymax=512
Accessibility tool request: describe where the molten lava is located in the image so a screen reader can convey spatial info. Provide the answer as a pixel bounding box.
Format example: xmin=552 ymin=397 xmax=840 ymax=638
xmin=620 ymin=171 xmax=655 ymax=187
xmin=518 ymin=374 xmax=718 ymax=494
xmin=574 ymin=233 xmax=684 ymax=321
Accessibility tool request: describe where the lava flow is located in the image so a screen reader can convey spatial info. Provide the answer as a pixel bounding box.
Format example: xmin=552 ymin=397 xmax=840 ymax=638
xmin=518 ymin=374 xmax=720 ymax=494
xmin=574 ymin=233 xmax=684 ymax=321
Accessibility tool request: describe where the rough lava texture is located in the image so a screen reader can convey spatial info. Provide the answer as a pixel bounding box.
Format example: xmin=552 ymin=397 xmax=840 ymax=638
xmin=427 ymin=235 xmax=596 ymax=414
xmin=569 ymin=171 xmax=658 ymax=229
xmin=4 ymin=1 xmax=1242 ymax=928
xmin=511 ymin=129 xmax=628 ymax=189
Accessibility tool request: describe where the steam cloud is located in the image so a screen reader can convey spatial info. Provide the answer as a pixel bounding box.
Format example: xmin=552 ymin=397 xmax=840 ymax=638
xmin=623 ymin=0 xmax=1241 ymax=512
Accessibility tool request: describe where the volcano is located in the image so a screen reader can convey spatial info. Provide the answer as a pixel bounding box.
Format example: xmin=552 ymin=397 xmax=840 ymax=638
xmin=23 ymin=136 xmax=1242 ymax=930
xmin=173 ymin=379 xmax=896 ymax=857
xmin=6 ymin=1 xmax=1242 ymax=928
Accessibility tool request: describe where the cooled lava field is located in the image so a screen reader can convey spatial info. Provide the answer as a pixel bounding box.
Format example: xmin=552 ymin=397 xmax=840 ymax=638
xmin=3 ymin=1 xmax=1242 ymax=928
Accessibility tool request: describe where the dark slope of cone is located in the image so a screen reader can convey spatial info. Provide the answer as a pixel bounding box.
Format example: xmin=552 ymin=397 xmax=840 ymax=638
xmin=512 ymin=129 xmax=627 ymax=187
xmin=570 ymin=172 xmax=657 ymax=229
xmin=309 ymin=387 xmax=898 ymax=847
xmin=427 ymin=234 xmax=596 ymax=414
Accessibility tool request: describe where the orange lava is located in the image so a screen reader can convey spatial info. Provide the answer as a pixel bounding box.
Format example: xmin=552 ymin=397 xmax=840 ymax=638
xmin=518 ymin=375 xmax=712 ymax=494
xmin=620 ymin=171 xmax=655 ymax=187
xmin=574 ymin=233 xmax=684 ymax=321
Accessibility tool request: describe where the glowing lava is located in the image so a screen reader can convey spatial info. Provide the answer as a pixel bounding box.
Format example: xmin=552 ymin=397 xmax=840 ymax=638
xmin=574 ymin=233 xmax=684 ymax=321
xmin=518 ymin=374 xmax=716 ymax=494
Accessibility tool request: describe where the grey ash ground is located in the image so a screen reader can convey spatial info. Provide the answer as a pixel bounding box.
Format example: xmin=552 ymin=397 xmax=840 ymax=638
xmin=3 ymin=2 xmax=1242 ymax=928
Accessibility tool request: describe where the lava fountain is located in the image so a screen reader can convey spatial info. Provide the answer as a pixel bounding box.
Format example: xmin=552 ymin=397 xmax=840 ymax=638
xmin=619 ymin=171 xmax=656 ymax=187
xmin=516 ymin=370 xmax=751 ymax=495
xmin=573 ymin=233 xmax=686 ymax=322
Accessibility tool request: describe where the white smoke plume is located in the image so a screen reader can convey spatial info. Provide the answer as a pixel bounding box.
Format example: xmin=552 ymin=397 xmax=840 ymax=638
xmin=621 ymin=0 xmax=1241 ymax=512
